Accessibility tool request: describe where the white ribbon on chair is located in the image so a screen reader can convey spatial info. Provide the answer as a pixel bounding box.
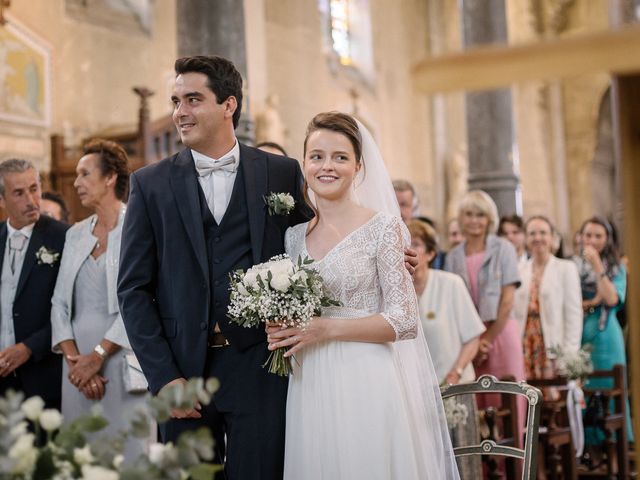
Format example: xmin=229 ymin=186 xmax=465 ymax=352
xmin=566 ymin=380 xmax=585 ymax=457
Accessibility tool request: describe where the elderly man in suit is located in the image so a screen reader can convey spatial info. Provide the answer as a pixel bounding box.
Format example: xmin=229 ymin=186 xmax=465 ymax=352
xmin=0 ymin=159 xmax=68 ymax=410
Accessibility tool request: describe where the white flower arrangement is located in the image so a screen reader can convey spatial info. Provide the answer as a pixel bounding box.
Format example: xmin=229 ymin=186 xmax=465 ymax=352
xmin=549 ymin=344 xmax=594 ymax=381
xmin=0 ymin=378 xmax=221 ymax=479
xmin=264 ymin=192 xmax=295 ymax=215
xmin=443 ymin=396 xmax=469 ymax=430
xmin=35 ymin=246 xmax=60 ymax=266
xmin=440 ymin=381 xmax=469 ymax=430
xmin=228 ymin=254 xmax=340 ymax=376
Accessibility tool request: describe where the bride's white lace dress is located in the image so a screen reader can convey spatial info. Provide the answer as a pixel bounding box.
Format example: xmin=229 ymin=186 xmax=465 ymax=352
xmin=283 ymin=212 xmax=459 ymax=480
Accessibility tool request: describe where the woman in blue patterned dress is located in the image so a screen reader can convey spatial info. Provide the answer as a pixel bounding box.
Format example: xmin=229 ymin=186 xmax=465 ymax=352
xmin=575 ymin=217 xmax=633 ymax=447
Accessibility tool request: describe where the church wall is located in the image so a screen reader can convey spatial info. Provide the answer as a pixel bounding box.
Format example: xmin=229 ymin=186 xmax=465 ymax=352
xmin=556 ymin=0 xmax=611 ymax=239
xmin=254 ymin=0 xmax=435 ymax=219
xmin=2 ymin=0 xmax=177 ymax=170
xmin=503 ymin=0 xmax=612 ymax=247
xmin=0 ymin=0 xmax=620 ymax=246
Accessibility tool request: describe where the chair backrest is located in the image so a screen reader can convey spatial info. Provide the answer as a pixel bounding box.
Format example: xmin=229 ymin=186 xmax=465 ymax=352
xmin=441 ymin=375 xmax=543 ymax=480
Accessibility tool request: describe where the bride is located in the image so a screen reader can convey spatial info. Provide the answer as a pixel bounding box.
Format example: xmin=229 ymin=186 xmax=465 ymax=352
xmin=267 ymin=112 xmax=459 ymax=479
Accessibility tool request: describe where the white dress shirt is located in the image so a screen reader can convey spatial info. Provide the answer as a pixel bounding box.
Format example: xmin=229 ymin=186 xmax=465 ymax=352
xmin=192 ymin=140 xmax=240 ymax=224
xmin=1 ymin=221 xmax=35 ymax=349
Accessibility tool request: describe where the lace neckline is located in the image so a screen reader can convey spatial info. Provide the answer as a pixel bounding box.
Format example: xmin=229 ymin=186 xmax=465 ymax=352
xmin=303 ymin=211 xmax=383 ymax=263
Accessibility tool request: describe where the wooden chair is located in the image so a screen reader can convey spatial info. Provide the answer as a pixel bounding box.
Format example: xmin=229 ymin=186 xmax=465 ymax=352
xmin=579 ymin=364 xmax=630 ymax=479
xmin=528 ymin=377 xmax=578 ymax=480
xmin=441 ymin=374 xmax=543 ymax=480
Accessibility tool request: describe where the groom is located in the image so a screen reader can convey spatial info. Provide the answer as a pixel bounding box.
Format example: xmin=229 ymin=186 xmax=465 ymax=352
xmin=117 ymin=55 xmax=312 ymax=479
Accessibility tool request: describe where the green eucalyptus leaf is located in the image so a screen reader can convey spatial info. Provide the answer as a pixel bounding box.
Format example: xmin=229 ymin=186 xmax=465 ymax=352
xmin=188 ymin=463 xmax=223 ymax=480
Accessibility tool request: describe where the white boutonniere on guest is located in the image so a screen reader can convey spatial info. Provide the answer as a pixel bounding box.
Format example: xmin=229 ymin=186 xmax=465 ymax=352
xmin=35 ymin=246 xmax=60 ymax=266
xmin=264 ymin=192 xmax=295 ymax=216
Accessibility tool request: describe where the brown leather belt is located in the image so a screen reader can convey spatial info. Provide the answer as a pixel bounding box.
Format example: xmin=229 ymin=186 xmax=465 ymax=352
xmin=208 ymin=332 xmax=230 ymax=348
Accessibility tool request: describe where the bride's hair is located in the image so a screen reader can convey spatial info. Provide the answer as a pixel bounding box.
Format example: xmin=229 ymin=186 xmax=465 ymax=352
xmin=302 ymin=111 xmax=363 ymax=234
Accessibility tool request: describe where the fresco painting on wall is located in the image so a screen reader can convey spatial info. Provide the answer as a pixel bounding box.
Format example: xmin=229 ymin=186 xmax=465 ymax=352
xmin=0 ymin=18 xmax=49 ymax=127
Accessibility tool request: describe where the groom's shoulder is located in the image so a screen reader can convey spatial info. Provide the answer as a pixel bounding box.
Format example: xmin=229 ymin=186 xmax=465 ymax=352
xmin=133 ymin=150 xmax=186 ymax=182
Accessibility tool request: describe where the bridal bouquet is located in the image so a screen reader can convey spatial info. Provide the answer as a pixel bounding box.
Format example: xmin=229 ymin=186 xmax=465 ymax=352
xmin=228 ymin=254 xmax=339 ymax=376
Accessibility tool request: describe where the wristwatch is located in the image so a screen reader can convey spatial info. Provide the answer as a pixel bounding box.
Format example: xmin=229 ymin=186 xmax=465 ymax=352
xmin=94 ymin=344 xmax=108 ymax=360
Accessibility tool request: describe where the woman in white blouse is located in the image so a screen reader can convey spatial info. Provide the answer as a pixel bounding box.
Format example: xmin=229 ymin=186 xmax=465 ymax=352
xmin=514 ymin=216 xmax=582 ymax=379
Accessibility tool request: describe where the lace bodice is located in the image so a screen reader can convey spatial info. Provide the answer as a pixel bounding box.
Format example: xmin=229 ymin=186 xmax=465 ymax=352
xmin=285 ymin=212 xmax=418 ymax=340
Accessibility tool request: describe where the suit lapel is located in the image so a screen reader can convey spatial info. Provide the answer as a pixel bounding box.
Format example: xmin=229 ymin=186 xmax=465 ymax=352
xmin=16 ymin=218 xmax=45 ymax=299
xmin=240 ymin=144 xmax=267 ymax=264
xmin=169 ymin=149 xmax=208 ymax=278
xmin=0 ymin=223 xmax=7 ymax=273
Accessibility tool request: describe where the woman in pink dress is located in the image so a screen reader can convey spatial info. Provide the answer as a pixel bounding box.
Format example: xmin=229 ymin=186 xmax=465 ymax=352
xmin=444 ymin=190 xmax=526 ymax=445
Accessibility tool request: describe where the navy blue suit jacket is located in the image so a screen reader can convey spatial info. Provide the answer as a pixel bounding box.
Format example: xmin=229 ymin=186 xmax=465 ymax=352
xmin=0 ymin=215 xmax=68 ymax=405
xmin=117 ymin=145 xmax=312 ymax=394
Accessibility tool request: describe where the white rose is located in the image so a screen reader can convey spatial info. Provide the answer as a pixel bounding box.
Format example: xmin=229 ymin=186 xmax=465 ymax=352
xmin=80 ymin=465 xmax=119 ymax=480
xmin=73 ymin=445 xmax=94 ymax=465
xmin=270 ymin=272 xmax=291 ymax=292
xmin=21 ymin=396 xmax=45 ymax=421
xmin=10 ymin=421 xmax=28 ymax=437
xmin=8 ymin=433 xmax=37 ymax=474
xmin=112 ymin=454 xmax=124 ymax=469
xmin=269 ymin=260 xmax=293 ymax=277
xmin=277 ymin=193 xmax=295 ymax=209
xmin=39 ymin=409 xmax=63 ymax=431
xmin=149 ymin=442 xmax=175 ymax=466
xmin=237 ymin=283 xmax=249 ymax=295
xmin=243 ymin=270 xmax=259 ymax=288
xmin=40 ymin=252 xmax=54 ymax=264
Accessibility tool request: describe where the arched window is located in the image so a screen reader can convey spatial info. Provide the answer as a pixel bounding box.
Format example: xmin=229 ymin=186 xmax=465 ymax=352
xmin=329 ymin=0 xmax=352 ymax=66
xmin=318 ymin=0 xmax=374 ymax=81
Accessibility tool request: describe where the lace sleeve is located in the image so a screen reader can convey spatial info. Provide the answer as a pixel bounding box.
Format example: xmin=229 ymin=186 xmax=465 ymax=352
xmin=376 ymin=215 xmax=418 ymax=341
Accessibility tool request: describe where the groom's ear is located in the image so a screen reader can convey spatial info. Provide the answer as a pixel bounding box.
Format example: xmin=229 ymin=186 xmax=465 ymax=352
xmin=223 ymin=96 xmax=238 ymax=120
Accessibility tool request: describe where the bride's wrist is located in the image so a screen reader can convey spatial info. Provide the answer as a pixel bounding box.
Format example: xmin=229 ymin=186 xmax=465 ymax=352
xmin=318 ymin=317 xmax=334 ymax=341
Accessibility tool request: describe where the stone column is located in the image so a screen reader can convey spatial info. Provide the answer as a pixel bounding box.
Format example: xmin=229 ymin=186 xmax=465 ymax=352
xmin=177 ymin=0 xmax=254 ymax=144
xmin=461 ymin=0 xmax=521 ymax=215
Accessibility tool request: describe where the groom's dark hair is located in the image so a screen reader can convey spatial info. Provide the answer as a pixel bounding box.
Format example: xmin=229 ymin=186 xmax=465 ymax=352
xmin=175 ymin=55 xmax=243 ymax=129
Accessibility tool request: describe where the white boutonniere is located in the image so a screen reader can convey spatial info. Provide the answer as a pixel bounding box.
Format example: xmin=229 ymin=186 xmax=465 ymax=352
xmin=264 ymin=192 xmax=295 ymax=216
xmin=35 ymin=246 xmax=60 ymax=266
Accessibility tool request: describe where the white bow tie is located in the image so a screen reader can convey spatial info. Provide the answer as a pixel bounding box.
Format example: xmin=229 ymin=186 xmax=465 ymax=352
xmin=195 ymin=155 xmax=237 ymax=177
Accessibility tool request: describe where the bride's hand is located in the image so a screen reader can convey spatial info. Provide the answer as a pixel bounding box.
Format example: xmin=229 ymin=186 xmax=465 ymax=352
xmin=267 ymin=317 xmax=329 ymax=357
xmin=265 ymin=321 xmax=283 ymax=334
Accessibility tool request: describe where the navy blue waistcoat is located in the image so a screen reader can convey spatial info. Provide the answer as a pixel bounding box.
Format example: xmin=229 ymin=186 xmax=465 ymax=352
xmin=197 ymin=172 xmax=266 ymax=350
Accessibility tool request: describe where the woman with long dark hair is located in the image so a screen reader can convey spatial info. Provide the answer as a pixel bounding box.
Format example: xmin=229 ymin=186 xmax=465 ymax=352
xmin=574 ymin=216 xmax=633 ymax=446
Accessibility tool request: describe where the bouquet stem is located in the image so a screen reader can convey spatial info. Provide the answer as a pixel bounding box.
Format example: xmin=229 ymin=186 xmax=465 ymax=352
xmin=263 ymin=348 xmax=292 ymax=376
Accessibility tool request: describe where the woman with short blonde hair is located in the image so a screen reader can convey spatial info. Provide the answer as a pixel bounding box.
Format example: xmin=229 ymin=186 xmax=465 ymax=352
xmin=445 ymin=190 xmax=526 ymax=439
xmin=457 ymin=189 xmax=499 ymax=234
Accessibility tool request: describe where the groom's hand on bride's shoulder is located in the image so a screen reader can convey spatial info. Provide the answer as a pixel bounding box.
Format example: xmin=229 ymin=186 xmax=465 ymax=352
xmin=404 ymin=248 xmax=418 ymax=275
xmin=160 ymin=378 xmax=203 ymax=419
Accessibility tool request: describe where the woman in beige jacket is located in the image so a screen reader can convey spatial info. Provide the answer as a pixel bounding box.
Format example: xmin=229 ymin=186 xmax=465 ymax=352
xmin=513 ymin=216 xmax=582 ymax=379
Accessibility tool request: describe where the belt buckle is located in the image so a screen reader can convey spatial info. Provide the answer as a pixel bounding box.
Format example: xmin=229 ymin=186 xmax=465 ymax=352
xmin=209 ymin=333 xmax=230 ymax=348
